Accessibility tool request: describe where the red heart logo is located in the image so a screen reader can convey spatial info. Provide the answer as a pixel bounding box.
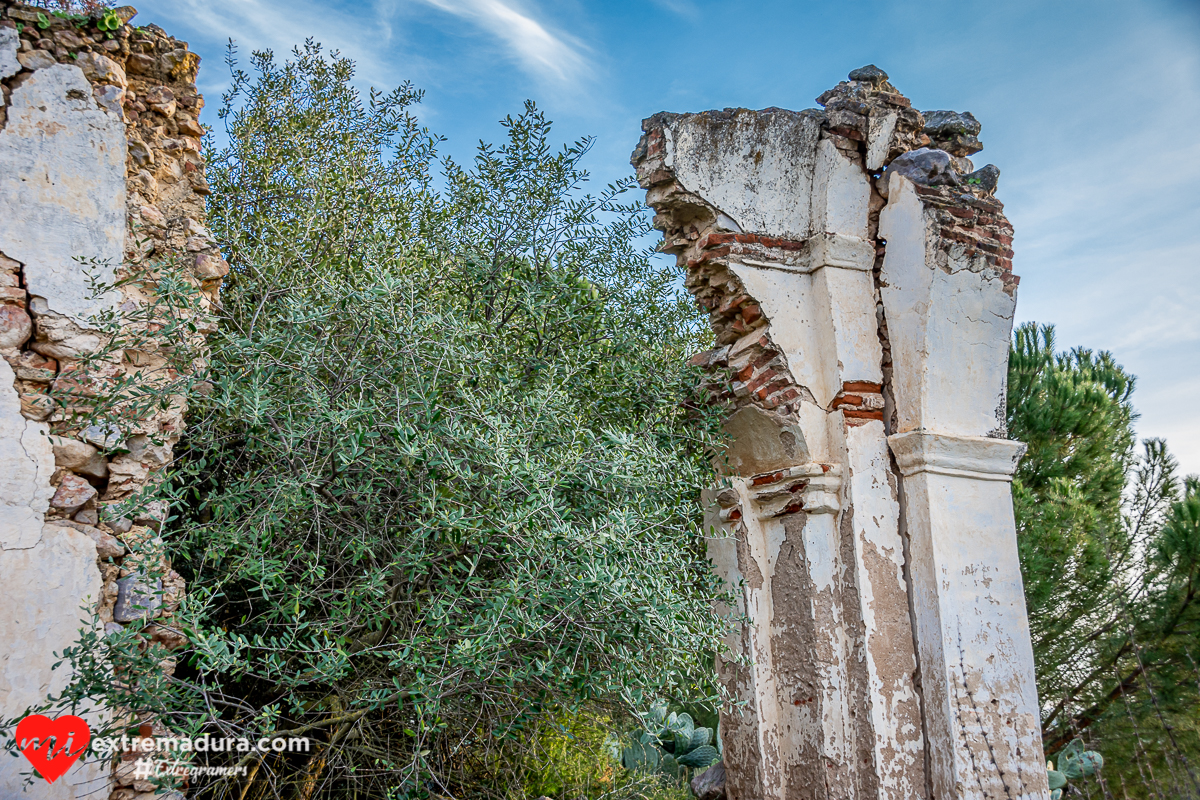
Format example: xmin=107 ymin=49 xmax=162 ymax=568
xmin=15 ymin=714 xmax=91 ymax=784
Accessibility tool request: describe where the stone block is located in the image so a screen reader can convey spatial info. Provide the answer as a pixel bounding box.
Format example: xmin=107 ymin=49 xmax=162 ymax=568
xmin=83 ymin=422 xmax=123 ymax=449
xmin=50 ymin=473 xmax=98 ymax=514
xmin=16 ymin=49 xmax=55 ymax=70
xmin=51 ymin=520 xmax=125 ymax=559
xmin=113 ymin=575 xmax=162 ymax=622
xmin=48 ymin=434 xmax=109 ymax=478
xmin=0 ymin=303 xmax=31 ymax=348
xmin=691 ymin=760 xmax=727 ymax=800
xmin=0 ymin=25 xmax=18 ymax=79
xmin=74 ymin=50 xmax=126 ymax=87
xmin=93 ymin=83 xmax=125 ymax=119
xmin=194 ymin=251 xmax=230 ymax=280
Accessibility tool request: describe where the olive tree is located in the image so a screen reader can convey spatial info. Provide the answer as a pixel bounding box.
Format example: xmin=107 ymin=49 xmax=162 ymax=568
xmin=103 ymin=43 xmax=726 ymax=799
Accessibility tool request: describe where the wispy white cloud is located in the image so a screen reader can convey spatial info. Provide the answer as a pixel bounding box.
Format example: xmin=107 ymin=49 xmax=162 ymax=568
xmin=139 ymin=0 xmax=420 ymax=94
xmin=958 ymin=9 xmax=1200 ymax=473
xmin=416 ymin=0 xmax=591 ymax=84
xmin=647 ymin=0 xmax=699 ymax=18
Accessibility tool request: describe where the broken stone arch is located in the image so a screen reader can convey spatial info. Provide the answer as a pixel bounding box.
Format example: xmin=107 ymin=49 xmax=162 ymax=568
xmin=633 ymin=66 xmax=1046 ymax=799
xmin=0 ymin=10 xmax=1048 ymax=794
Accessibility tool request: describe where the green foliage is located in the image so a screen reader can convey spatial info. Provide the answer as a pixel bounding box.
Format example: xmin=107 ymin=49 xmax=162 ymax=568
xmin=24 ymin=2 xmax=122 ymax=36
xmin=620 ymin=701 xmax=720 ymax=783
xmin=518 ymin=708 xmax=646 ymax=799
xmin=69 ymin=42 xmax=727 ymax=798
xmin=1056 ymin=739 xmax=1104 ymax=779
xmin=1009 ymin=323 xmax=1200 ymax=796
xmin=1046 ymin=739 xmax=1103 ymax=800
xmin=1008 ymin=323 xmax=1136 ymax=663
xmin=677 ymin=745 xmax=719 ymax=769
xmin=97 ymin=8 xmax=120 ymax=30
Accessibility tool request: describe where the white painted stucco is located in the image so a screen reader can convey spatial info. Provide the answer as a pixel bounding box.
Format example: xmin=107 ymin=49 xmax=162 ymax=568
xmin=667 ymin=109 xmax=822 ymax=239
xmin=811 ymin=138 xmax=869 ymax=239
xmin=879 ymin=173 xmax=1044 ymax=800
xmin=878 ymin=174 xmax=1016 ymax=437
xmin=731 ymin=262 xmax=882 ymax=411
xmin=844 ymin=422 xmax=925 ymax=799
xmin=866 ymin=110 xmax=898 ymax=172
xmin=0 ymin=63 xmax=125 ymax=322
xmin=0 ymin=359 xmax=55 ymax=551
xmin=0 ymin=60 xmax=123 ymax=798
xmin=0 ymin=365 xmax=109 ymax=798
xmin=889 ymin=431 xmax=1046 ymax=800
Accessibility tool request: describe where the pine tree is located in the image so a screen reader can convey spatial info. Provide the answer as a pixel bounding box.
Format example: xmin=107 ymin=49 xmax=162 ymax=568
xmin=1009 ymin=323 xmax=1200 ymax=797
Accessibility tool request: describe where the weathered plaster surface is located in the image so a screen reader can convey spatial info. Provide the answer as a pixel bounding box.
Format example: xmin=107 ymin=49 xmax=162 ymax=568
xmin=0 ymin=364 xmax=108 ymax=798
xmin=844 ymin=422 xmax=925 ymax=799
xmin=666 ymin=108 xmax=822 ymax=239
xmin=0 ymin=524 xmax=108 ymax=799
xmin=889 ymin=431 xmax=1045 ymax=800
xmin=0 ymin=63 xmax=125 ymax=321
xmin=812 ymin=139 xmax=869 ymax=239
xmin=879 ymin=174 xmax=1015 ymax=438
xmin=0 ymin=359 xmax=54 ymax=550
xmin=866 ymin=111 xmax=898 ymax=172
xmin=0 ymin=61 xmax=118 ymax=798
xmin=732 ymin=265 xmax=842 ymax=408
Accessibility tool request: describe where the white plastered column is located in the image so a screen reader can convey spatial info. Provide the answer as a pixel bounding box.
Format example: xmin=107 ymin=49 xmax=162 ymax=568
xmin=727 ymin=467 xmax=853 ymax=800
xmin=889 ymin=433 xmax=1045 ymax=800
xmin=880 ymin=172 xmax=1049 ymax=800
xmin=717 ymin=139 xmax=925 ymax=799
xmin=704 ymin=467 xmax=851 ymax=800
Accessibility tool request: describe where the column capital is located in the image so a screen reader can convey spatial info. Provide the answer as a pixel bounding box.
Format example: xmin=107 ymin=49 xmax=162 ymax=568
xmin=887 ymin=430 xmax=1026 ymax=482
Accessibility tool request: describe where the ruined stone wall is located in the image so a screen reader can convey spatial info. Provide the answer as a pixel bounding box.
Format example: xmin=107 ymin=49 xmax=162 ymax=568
xmin=0 ymin=3 xmax=219 ymax=796
xmin=635 ymin=67 xmax=1046 ymax=800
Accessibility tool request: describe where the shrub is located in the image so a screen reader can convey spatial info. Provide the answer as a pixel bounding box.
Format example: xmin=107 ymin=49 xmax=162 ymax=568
xmin=127 ymin=43 xmax=731 ymax=798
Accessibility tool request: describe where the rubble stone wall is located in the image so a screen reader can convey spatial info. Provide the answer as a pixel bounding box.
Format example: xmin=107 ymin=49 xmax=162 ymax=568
xmin=636 ymin=67 xmax=1047 ymax=800
xmin=0 ymin=3 xmax=219 ymax=796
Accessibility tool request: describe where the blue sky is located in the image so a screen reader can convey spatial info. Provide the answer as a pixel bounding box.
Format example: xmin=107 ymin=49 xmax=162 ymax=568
xmin=136 ymin=0 xmax=1200 ymax=474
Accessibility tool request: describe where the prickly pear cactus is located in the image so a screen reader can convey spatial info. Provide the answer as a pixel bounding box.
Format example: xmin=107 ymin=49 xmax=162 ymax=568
xmin=622 ymin=739 xmax=660 ymax=773
xmin=619 ymin=703 xmax=722 ymax=778
xmin=678 ymin=744 xmax=720 ymax=768
xmin=1047 ymin=740 xmax=1103 ymax=800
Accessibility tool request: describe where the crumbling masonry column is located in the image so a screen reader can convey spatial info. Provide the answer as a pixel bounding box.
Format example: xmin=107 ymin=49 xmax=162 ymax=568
xmin=2 ymin=4 xmax=217 ymax=797
xmin=633 ymin=66 xmax=1049 ymax=799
